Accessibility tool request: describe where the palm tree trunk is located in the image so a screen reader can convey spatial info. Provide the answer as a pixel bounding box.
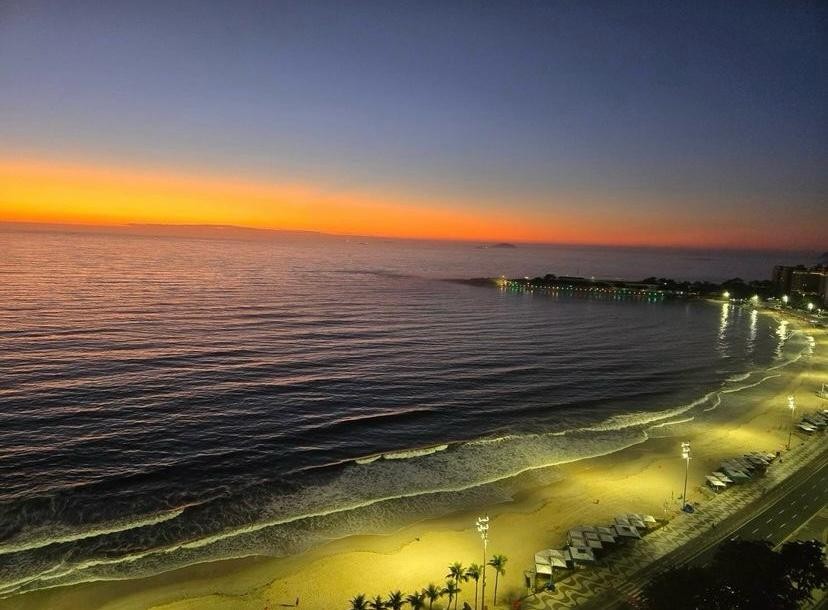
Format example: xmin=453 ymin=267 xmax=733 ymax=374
xmin=493 ymin=572 xmax=499 ymax=606
xmin=474 ymin=580 xmax=478 ymax=610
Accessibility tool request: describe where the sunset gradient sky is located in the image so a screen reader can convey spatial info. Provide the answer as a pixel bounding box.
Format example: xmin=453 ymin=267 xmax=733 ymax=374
xmin=1 ymin=2 xmax=826 ymax=248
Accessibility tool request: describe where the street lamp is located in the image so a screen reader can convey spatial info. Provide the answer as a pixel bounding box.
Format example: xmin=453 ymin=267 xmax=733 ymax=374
xmin=476 ymin=515 xmax=489 ymax=608
xmin=807 ymin=302 xmax=814 ymax=312
xmin=723 ymin=291 xmax=730 ymax=299
xmin=786 ymin=396 xmax=796 ymax=450
xmin=681 ymin=442 xmax=691 ymax=511
xmin=782 ymin=295 xmax=789 ymax=305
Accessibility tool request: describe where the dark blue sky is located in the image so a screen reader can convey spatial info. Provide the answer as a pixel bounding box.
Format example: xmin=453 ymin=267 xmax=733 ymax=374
xmin=1 ymin=1 xmax=826 ymax=246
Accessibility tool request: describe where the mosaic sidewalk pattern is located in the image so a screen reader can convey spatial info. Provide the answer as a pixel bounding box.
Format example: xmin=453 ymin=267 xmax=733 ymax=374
xmin=523 ymin=437 xmax=828 ymax=610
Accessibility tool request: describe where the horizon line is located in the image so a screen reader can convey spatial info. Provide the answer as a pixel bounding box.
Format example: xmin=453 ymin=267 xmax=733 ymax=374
xmin=0 ymin=220 xmax=822 ymax=254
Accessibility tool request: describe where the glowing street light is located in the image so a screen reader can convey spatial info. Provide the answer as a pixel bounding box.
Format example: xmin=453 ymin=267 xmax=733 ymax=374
xmin=723 ymin=291 xmax=730 ymax=299
xmin=681 ymin=442 xmax=691 ymax=511
xmin=476 ymin=515 xmax=489 ymax=608
xmin=807 ymin=302 xmax=815 ymax=312
xmin=786 ymin=396 xmax=796 ymax=450
xmin=782 ymin=295 xmax=789 ymax=305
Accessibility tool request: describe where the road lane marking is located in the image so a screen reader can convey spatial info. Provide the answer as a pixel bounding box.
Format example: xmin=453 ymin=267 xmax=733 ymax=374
xmin=791 ymin=513 xmax=798 ymax=519
xmin=751 ymin=527 xmax=760 ymax=534
xmin=780 ymin=522 xmax=788 ymax=529
xmin=766 ymin=518 xmax=774 ymax=524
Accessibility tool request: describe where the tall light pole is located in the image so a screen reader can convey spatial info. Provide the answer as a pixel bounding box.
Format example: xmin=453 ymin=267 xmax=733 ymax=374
xmin=681 ymin=442 xmax=691 ymax=511
xmin=476 ymin=515 xmax=489 ymax=610
xmin=786 ymin=395 xmax=796 ymax=450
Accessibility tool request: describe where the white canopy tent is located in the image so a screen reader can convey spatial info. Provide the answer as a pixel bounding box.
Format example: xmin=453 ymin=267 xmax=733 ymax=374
xmin=706 ymin=475 xmax=727 ymax=490
xmin=568 ymin=544 xmax=596 ymax=563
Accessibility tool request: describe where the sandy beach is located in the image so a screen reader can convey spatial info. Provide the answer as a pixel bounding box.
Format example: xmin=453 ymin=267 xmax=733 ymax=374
xmin=3 ymin=309 xmax=825 ymax=610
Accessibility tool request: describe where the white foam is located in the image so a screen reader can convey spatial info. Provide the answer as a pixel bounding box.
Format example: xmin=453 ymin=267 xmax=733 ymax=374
xmin=0 ymin=507 xmax=187 ymax=556
xmin=355 ymin=455 xmax=381 ymax=465
xmin=382 ymin=444 xmax=448 ymax=460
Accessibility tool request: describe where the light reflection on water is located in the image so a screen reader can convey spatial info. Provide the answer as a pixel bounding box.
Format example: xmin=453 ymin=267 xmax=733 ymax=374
xmin=0 ymin=229 xmax=809 ymax=596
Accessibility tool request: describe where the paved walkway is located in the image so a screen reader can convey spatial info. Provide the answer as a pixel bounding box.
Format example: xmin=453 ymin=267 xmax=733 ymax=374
xmin=521 ymin=436 xmax=828 ymax=609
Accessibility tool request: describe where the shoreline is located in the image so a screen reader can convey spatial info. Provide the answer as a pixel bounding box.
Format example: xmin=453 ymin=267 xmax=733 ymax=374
xmin=2 ymin=307 xmax=824 ymax=610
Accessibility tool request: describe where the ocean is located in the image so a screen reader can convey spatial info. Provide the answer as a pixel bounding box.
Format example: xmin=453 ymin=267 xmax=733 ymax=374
xmin=0 ymin=229 xmax=816 ymax=596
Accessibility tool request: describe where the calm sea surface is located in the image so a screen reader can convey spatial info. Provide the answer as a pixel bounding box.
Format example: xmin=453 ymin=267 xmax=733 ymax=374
xmin=0 ymin=230 xmax=814 ymax=595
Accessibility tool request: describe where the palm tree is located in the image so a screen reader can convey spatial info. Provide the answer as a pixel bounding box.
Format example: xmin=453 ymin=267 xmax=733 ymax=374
xmin=465 ymin=563 xmax=482 ymax=610
xmin=446 ymin=563 xmax=467 ymax=610
xmin=406 ymin=591 xmax=426 ymax=610
xmin=386 ymin=590 xmax=404 ymax=610
xmin=424 ymin=583 xmax=442 ymax=610
xmin=487 ymin=554 xmax=508 ymax=607
xmin=349 ymin=593 xmax=369 ymax=610
xmin=442 ymin=580 xmax=460 ymax=610
xmin=367 ymin=595 xmax=386 ymax=610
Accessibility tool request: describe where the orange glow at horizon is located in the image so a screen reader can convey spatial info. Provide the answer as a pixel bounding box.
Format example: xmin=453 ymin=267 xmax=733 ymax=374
xmin=2 ymin=158 xmax=569 ymax=242
xmin=0 ymin=157 xmax=785 ymax=248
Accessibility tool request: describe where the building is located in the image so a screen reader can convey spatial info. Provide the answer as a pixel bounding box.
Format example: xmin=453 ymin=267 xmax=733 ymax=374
xmin=822 ymin=275 xmax=828 ymax=308
xmin=791 ymin=270 xmax=824 ymax=294
xmin=772 ymin=264 xmax=828 ymax=307
xmin=771 ymin=265 xmax=797 ymax=295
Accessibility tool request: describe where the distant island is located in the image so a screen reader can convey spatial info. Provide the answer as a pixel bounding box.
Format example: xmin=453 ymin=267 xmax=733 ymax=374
xmin=477 ymin=242 xmax=517 ymax=249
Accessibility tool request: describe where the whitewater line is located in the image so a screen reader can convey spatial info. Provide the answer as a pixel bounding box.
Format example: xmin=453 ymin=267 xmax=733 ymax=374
xmin=0 ymin=507 xmax=187 ymax=556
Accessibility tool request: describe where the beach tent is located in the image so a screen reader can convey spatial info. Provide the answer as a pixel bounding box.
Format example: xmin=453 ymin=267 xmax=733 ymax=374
xmin=568 ymin=532 xmax=586 ymax=548
xmin=712 ymin=471 xmax=734 ymax=484
xmin=732 ymin=457 xmax=755 ymax=471
xmin=534 ymin=553 xmax=553 ymax=576
xmin=745 ymin=456 xmax=768 ymax=469
xmin=536 ymin=549 xmax=570 ymax=569
xmin=642 ymin=515 xmax=657 ymax=525
xmin=596 ymin=526 xmax=616 ymax=543
xmin=706 ymin=475 xmax=727 ymax=491
xmin=612 ymin=524 xmax=641 ymax=539
xmin=550 ymin=549 xmax=571 ymax=568
xmin=746 ymin=453 xmax=770 ymax=465
xmin=798 ymin=423 xmax=816 ymax=434
xmin=568 ymin=544 xmax=596 ymax=563
xmin=721 ymin=464 xmax=750 ymax=481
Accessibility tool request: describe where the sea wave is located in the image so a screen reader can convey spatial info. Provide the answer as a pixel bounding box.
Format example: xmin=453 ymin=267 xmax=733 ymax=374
xmin=0 ymin=304 xmax=816 ymax=598
xmin=0 ymin=507 xmax=187 ymax=556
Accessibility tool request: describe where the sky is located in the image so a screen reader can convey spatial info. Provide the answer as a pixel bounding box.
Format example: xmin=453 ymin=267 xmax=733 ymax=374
xmin=1 ymin=1 xmax=826 ymax=248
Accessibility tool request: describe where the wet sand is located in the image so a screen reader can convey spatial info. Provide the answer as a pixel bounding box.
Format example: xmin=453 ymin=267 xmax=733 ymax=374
xmin=3 ymin=310 xmax=825 ymax=610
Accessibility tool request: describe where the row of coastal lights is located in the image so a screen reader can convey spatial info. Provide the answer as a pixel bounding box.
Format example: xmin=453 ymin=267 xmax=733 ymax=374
xmin=723 ymin=291 xmax=816 ymax=312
